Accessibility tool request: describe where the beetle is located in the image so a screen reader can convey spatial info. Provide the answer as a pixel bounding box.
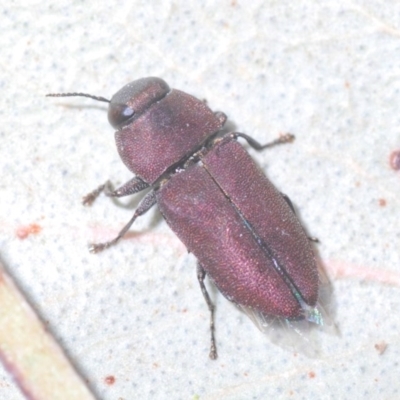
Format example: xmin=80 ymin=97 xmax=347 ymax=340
xmin=47 ymin=77 xmax=326 ymax=359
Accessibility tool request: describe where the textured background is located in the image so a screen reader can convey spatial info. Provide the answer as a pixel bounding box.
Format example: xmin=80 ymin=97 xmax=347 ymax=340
xmin=1 ymin=1 xmax=400 ymax=399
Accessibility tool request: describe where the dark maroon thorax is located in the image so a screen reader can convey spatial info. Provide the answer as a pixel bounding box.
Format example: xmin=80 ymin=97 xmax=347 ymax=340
xmin=112 ymin=80 xmax=224 ymax=184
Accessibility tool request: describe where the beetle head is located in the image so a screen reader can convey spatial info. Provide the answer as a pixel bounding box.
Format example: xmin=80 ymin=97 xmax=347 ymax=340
xmin=108 ymin=77 xmax=170 ymax=130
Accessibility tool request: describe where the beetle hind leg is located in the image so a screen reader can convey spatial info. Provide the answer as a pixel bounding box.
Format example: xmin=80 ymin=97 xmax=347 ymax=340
xmin=197 ymin=263 xmax=218 ymax=360
xmin=281 ymin=192 xmax=319 ymax=243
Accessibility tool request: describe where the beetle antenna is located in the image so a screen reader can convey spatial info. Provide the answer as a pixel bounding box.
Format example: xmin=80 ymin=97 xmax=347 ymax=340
xmin=46 ymin=92 xmax=110 ymax=103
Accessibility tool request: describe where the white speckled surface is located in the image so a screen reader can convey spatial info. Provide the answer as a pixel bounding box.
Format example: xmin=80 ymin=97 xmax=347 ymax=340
xmin=1 ymin=1 xmax=400 ymax=399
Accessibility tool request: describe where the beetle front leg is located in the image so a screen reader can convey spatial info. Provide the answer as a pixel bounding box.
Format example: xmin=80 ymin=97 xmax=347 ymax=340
xmin=89 ymin=190 xmax=157 ymax=253
xmin=83 ymin=177 xmax=149 ymax=206
xmin=82 ymin=182 xmax=109 ymax=206
xmin=105 ymin=176 xmax=149 ymax=198
xmin=197 ymin=263 xmax=218 ymax=360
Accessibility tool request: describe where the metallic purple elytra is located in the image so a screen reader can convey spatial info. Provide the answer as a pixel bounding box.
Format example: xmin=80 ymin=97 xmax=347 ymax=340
xmin=47 ymin=77 xmax=324 ymax=359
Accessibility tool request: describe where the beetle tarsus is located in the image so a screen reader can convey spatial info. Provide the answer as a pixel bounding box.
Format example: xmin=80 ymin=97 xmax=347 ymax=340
xmin=197 ymin=263 xmax=218 ymax=360
xmin=89 ymin=242 xmax=111 ymax=253
xmin=82 ymin=183 xmax=108 ymax=206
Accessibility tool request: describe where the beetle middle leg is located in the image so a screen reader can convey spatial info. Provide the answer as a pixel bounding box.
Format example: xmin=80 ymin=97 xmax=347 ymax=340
xmin=89 ymin=190 xmax=157 ymax=253
xmin=197 ymin=263 xmax=218 ymax=360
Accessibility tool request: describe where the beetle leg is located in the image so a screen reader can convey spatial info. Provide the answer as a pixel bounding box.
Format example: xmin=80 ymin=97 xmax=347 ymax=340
xmin=83 ymin=177 xmax=149 ymax=206
xmin=281 ymin=192 xmax=296 ymax=214
xmin=231 ymin=132 xmax=295 ymax=150
xmin=89 ymin=190 xmax=157 ymax=253
xmin=105 ymin=177 xmax=149 ymax=198
xmin=213 ymin=111 xmax=227 ymax=126
xmin=281 ymin=192 xmax=319 ymax=243
xmin=197 ymin=263 xmax=218 ymax=360
xmin=82 ymin=182 xmax=109 ymax=206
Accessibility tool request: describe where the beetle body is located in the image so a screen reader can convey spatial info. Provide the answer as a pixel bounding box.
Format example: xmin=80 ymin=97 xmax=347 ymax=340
xmin=158 ymin=137 xmax=318 ymax=319
xmin=48 ymin=77 xmax=324 ymax=359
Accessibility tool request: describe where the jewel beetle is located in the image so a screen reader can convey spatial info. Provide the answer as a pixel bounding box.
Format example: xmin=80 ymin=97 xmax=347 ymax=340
xmin=47 ymin=77 xmax=326 ymax=359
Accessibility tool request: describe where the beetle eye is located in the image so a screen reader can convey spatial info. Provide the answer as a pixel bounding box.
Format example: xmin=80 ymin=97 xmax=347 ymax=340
xmin=108 ymin=103 xmax=135 ymax=129
xmin=122 ymin=105 xmax=134 ymax=117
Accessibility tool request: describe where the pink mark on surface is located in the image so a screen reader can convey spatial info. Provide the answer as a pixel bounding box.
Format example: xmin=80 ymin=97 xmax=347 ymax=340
xmin=389 ymin=150 xmax=400 ymax=170
xmin=325 ymin=260 xmax=400 ymax=287
xmin=374 ymin=341 xmax=388 ymax=355
xmin=104 ymin=375 xmax=115 ymax=385
xmin=308 ymin=371 xmax=316 ymax=379
xmin=378 ymin=198 xmax=387 ymax=207
xmin=15 ymin=223 xmax=42 ymax=240
xmin=88 ymin=225 xmax=186 ymax=253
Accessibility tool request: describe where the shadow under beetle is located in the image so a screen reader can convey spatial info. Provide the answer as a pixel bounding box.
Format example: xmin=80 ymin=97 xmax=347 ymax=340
xmin=47 ymin=77 xmax=327 ymax=359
